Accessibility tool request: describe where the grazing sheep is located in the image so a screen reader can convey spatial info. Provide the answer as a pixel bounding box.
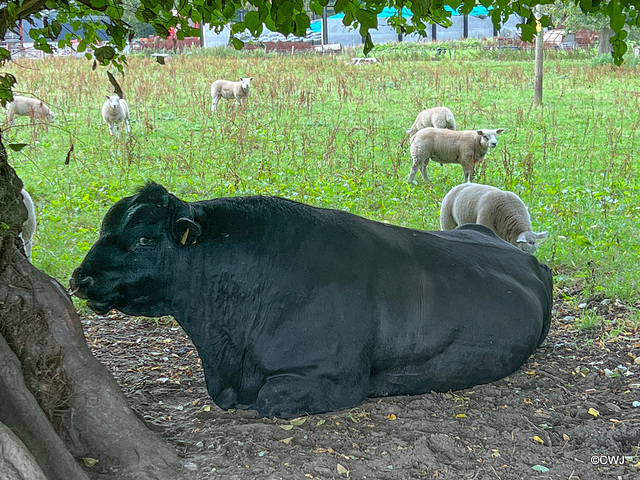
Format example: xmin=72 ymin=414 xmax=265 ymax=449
xmin=440 ymin=183 xmax=548 ymax=253
xmin=6 ymin=96 xmax=55 ymax=124
xmin=101 ymin=95 xmax=130 ymax=137
xmin=210 ymin=77 xmax=252 ymax=112
xmin=408 ymin=127 xmax=504 ymax=183
xmin=20 ymin=188 xmax=36 ymax=260
xmin=406 ymin=106 xmax=456 ymax=138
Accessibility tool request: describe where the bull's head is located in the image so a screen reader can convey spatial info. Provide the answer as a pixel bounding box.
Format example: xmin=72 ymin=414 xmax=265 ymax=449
xmin=69 ymin=183 xmax=201 ymax=316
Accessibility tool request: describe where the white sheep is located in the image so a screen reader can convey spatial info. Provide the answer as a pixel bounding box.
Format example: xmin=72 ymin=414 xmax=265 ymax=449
xmin=408 ymin=127 xmax=504 ymax=183
xmin=440 ymin=183 xmax=548 ymax=253
xmin=20 ymin=188 xmax=36 ymax=260
xmin=406 ymin=106 xmax=456 ymax=138
xmin=101 ymin=95 xmax=130 ymax=137
xmin=6 ymin=96 xmax=55 ymax=124
xmin=210 ymin=77 xmax=252 ymax=112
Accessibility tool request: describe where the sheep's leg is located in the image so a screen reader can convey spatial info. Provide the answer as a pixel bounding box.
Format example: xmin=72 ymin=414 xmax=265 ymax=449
xmin=125 ymin=118 xmax=131 ymax=134
xmin=108 ymin=123 xmax=115 ymax=136
xmin=211 ymin=94 xmax=221 ymax=112
xmin=408 ymin=157 xmax=430 ymax=183
xmin=419 ymin=158 xmax=431 ymax=182
xmin=407 ymin=158 xmax=421 ymax=182
xmin=462 ymin=164 xmax=474 ymax=183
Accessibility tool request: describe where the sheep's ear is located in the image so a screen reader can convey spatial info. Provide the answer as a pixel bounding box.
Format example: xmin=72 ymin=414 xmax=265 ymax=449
xmin=536 ymin=231 xmax=549 ymax=240
xmin=476 ymin=130 xmax=484 ymax=136
xmin=516 ymin=232 xmax=529 ymax=243
xmin=106 ymin=95 xmax=110 ymax=100
xmin=496 ymin=128 xmax=505 ymax=134
xmin=249 ymin=77 xmax=253 ymax=81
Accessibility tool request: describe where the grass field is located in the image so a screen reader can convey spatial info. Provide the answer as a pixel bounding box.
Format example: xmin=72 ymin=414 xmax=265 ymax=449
xmin=3 ymin=43 xmax=640 ymax=320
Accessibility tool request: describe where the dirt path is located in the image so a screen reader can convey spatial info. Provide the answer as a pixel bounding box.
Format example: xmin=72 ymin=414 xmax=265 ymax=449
xmin=82 ymin=294 xmax=640 ymax=479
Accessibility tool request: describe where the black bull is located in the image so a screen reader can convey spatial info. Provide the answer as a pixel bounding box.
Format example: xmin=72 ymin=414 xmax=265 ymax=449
xmin=70 ymin=183 xmax=553 ymax=418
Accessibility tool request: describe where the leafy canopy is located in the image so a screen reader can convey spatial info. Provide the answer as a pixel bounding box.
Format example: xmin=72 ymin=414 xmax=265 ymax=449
xmin=0 ymin=0 xmax=638 ymax=102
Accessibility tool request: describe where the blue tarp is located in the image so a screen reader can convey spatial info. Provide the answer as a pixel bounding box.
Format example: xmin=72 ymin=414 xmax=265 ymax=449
xmin=309 ymin=6 xmax=490 ymax=32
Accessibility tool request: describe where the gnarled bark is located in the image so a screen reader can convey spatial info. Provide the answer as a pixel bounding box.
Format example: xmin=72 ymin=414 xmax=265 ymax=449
xmin=0 ymin=133 xmax=182 ymax=479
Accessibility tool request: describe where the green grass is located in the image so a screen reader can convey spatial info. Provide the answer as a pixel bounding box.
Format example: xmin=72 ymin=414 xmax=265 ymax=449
xmin=3 ymin=46 xmax=640 ymax=309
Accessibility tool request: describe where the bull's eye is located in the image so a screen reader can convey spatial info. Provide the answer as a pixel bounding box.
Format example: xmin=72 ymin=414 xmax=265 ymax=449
xmin=139 ymin=237 xmax=152 ymax=246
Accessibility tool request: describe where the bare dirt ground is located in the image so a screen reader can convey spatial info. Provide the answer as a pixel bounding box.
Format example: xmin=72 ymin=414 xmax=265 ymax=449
xmin=82 ymin=289 xmax=640 ymax=480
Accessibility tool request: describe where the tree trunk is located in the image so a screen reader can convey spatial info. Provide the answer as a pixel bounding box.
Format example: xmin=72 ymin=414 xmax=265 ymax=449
xmin=0 ymin=133 xmax=182 ymax=480
xmin=598 ymin=27 xmax=613 ymax=55
xmin=0 ymin=421 xmax=49 ymax=480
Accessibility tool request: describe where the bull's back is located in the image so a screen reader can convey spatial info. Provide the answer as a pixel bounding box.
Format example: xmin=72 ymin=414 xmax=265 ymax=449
xmin=367 ymin=225 xmax=552 ymax=396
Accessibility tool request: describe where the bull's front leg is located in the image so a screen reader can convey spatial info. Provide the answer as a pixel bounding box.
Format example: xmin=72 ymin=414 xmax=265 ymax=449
xmin=253 ymin=369 xmax=369 ymax=418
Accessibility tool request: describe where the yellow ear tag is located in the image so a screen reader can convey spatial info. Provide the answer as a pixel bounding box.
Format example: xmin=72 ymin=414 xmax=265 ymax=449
xmin=180 ymin=228 xmax=190 ymax=246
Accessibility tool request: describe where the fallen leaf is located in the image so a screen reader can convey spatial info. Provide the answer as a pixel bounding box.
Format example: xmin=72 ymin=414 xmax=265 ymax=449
xmin=83 ymin=457 xmax=99 ymax=467
xmin=562 ymin=434 xmax=570 ymax=441
xmin=386 ymin=414 xmax=397 ymax=420
xmin=280 ymin=424 xmax=294 ymax=430
xmin=526 ymin=370 xmax=536 ymax=375
xmin=336 ymin=463 xmax=349 ymax=476
xmin=532 ymin=436 xmax=544 ymax=445
xmin=588 ymin=407 xmax=599 ymax=417
xmin=290 ymin=416 xmax=307 ymax=426
xmin=202 ymin=405 xmax=211 ymax=412
xmin=315 ymin=419 xmax=326 ymax=427
xmin=455 ymin=413 xmax=467 ymax=418
xmin=532 ymin=464 xmax=549 ymax=472
xmin=279 ymin=437 xmax=294 ymax=445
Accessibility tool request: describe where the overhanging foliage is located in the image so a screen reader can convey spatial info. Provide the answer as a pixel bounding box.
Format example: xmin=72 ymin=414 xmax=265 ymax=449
xmin=0 ymin=0 xmax=638 ymax=100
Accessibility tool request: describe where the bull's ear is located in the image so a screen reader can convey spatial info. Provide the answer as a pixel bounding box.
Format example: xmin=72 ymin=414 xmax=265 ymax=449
xmin=137 ymin=182 xmax=170 ymax=207
xmin=174 ymin=217 xmax=201 ymax=246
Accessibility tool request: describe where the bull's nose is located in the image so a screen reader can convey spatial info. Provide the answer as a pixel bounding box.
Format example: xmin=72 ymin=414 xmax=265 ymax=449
xmin=68 ymin=274 xmax=95 ymax=296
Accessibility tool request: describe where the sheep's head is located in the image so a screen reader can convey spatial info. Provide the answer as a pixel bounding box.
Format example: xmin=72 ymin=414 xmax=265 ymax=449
xmin=106 ymin=95 xmax=121 ymax=109
xmin=47 ymin=111 xmax=55 ymax=123
xmin=516 ymin=231 xmax=548 ymax=253
xmin=476 ymin=128 xmax=504 ymax=149
xmin=240 ymin=77 xmax=253 ymax=90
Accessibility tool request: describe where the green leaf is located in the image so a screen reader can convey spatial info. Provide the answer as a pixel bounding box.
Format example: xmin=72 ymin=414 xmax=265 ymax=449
xmin=230 ymin=37 xmax=244 ymax=50
xmin=289 ymin=416 xmax=307 ymax=426
xmin=356 ymin=9 xmax=377 ymax=32
xmin=94 ymin=46 xmax=116 ymax=64
xmin=363 ymin=32 xmax=374 ymax=55
xmin=8 ymin=143 xmax=29 ymax=152
xmin=294 ymin=13 xmax=311 ymax=35
xmin=532 ymin=465 xmax=549 ymax=472
xmin=244 ymin=11 xmax=261 ymax=33
xmin=334 ymin=0 xmax=347 ymax=14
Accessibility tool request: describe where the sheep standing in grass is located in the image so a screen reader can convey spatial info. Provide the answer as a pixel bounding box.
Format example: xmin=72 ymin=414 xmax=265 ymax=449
xmin=440 ymin=183 xmax=548 ymax=253
xmin=406 ymin=106 xmax=456 ymax=138
xmin=211 ymin=77 xmax=252 ymax=112
xmin=6 ymin=96 xmax=55 ymax=124
xmin=102 ymin=95 xmax=130 ymax=137
xmin=20 ymin=188 xmax=36 ymax=260
xmin=408 ymin=127 xmax=504 ymax=183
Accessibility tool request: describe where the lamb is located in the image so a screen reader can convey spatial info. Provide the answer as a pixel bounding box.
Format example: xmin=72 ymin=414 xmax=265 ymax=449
xmin=6 ymin=96 xmax=55 ymax=124
xmin=210 ymin=77 xmax=252 ymax=112
xmin=440 ymin=183 xmax=548 ymax=253
xmin=20 ymin=188 xmax=36 ymax=260
xmin=406 ymin=106 xmax=456 ymax=138
xmin=408 ymin=127 xmax=504 ymax=183
xmin=101 ymin=95 xmax=130 ymax=137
